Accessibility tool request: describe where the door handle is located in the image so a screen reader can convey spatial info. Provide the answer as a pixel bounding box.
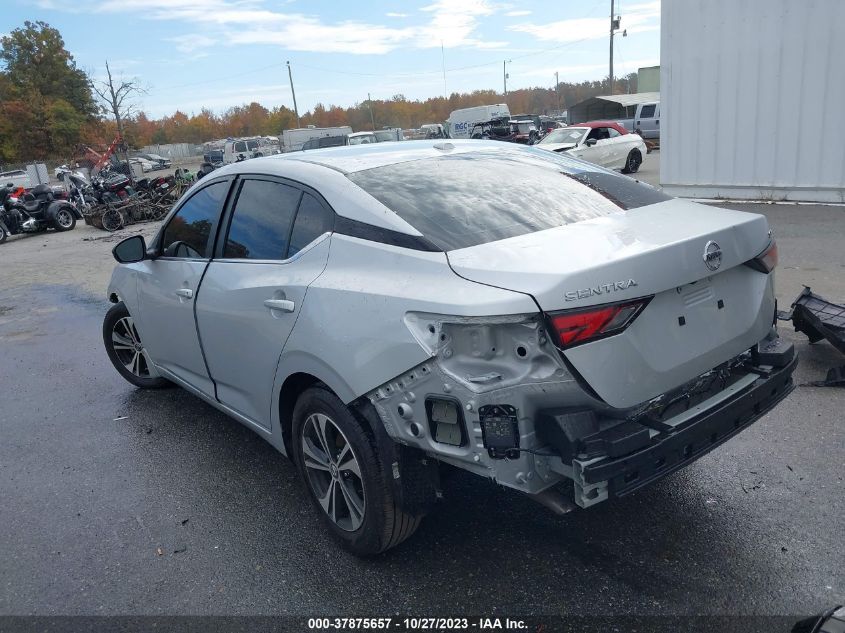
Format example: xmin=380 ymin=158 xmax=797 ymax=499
xmin=175 ymin=288 xmax=193 ymax=299
xmin=264 ymin=298 xmax=295 ymax=313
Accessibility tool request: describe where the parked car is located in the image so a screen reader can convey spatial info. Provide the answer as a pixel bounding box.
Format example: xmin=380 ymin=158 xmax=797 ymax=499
xmin=301 ymin=136 xmax=348 ymax=151
xmin=419 ymin=123 xmax=447 ymax=139
xmin=203 ymin=150 xmax=224 ymax=167
xmin=347 ymin=132 xmax=377 ymax=145
xmin=133 ymin=157 xmax=156 ymax=172
xmin=223 ymin=138 xmax=267 ymax=164
xmin=104 ymin=141 xmax=793 ymax=555
xmin=537 ymin=121 xmax=647 ymax=173
xmin=469 ymin=118 xmax=513 ymax=140
xmin=137 ymin=153 xmax=172 ymax=170
xmin=374 ymin=128 xmax=404 ymax=142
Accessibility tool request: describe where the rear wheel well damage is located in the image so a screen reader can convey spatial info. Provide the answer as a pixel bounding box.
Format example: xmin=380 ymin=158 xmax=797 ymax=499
xmin=278 ymin=372 xmax=324 ymax=458
xmin=278 ymin=371 xmax=439 ymax=518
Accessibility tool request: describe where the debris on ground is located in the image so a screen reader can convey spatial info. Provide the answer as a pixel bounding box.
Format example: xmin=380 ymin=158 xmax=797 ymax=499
xmin=779 ymin=286 xmax=845 ymax=355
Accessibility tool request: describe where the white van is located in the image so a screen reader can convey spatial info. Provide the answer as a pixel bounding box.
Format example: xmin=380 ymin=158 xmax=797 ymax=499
xmin=448 ymin=104 xmax=511 ymax=139
xmin=223 ymin=138 xmax=265 ymax=164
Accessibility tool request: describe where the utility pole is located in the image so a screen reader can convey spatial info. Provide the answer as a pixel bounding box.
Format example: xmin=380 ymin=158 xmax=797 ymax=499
xmin=608 ymin=2 xmax=625 ymax=95
xmin=503 ymin=59 xmax=511 ymax=98
xmin=555 ymin=71 xmax=560 ymax=113
xmin=609 ymin=0 xmax=614 ymax=95
xmin=367 ymin=93 xmax=375 ymax=131
xmin=286 ymin=61 xmax=300 ymax=128
xmin=441 ymin=41 xmax=447 ymax=100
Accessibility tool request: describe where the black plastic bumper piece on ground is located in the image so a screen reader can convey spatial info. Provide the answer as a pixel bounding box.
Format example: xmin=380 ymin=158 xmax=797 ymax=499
xmin=579 ymin=353 xmax=798 ymax=498
xmin=782 ymin=286 xmax=845 ymax=354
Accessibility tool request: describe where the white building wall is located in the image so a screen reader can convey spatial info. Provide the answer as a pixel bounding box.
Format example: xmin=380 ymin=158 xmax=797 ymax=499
xmin=660 ymin=0 xmax=845 ymax=202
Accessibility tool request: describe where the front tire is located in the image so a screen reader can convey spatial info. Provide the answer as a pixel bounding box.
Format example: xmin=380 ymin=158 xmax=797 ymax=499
xmin=0 ymin=222 xmax=8 ymax=244
xmin=103 ymin=302 xmax=170 ymax=389
xmin=622 ymin=149 xmax=642 ymax=174
xmin=292 ymin=387 xmax=421 ymax=556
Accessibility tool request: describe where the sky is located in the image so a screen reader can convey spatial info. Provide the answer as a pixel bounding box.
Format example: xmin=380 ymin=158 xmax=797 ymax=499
xmin=3 ymin=0 xmax=660 ymax=118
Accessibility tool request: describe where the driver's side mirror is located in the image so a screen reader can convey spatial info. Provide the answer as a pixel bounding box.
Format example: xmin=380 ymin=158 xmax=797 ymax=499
xmin=584 ymin=138 xmax=598 ymax=147
xmin=112 ymin=235 xmax=147 ymax=263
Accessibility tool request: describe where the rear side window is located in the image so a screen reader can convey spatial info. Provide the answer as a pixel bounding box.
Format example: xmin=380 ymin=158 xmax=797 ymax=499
xmin=347 ymin=149 xmax=669 ymax=251
xmin=288 ymin=193 xmax=334 ymax=257
xmin=223 ymin=179 xmax=300 ymax=259
xmin=161 ymin=180 xmax=229 ymax=258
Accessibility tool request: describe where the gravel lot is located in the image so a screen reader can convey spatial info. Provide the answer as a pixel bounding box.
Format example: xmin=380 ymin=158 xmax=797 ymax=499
xmin=1 ymin=151 xmax=843 ymax=620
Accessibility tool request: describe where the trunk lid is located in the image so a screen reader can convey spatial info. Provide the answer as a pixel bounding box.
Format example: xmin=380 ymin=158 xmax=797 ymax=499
xmin=447 ymin=199 xmax=776 ymax=408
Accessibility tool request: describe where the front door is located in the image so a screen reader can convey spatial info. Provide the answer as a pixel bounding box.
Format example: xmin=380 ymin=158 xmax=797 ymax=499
xmin=136 ymin=179 xmax=231 ymax=397
xmin=195 ymin=181 xmax=334 ymax=430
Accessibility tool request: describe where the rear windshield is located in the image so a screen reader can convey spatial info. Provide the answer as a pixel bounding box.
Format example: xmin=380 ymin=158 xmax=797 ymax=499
xmin=347 ymin=148 xmax=669 ymax=251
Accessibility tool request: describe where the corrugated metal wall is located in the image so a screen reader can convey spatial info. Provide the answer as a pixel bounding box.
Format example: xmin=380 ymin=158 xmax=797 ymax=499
xmin=140 ymin=143 xmax=203 ymax=159
xmin=660 ymin=0 xmax=845 ymax=202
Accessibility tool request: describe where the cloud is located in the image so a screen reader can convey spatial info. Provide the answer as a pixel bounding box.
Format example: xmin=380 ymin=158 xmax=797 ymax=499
xmin=509 ymin=0 xmax=659 ymax=43
xmin=504 ymin=10 xmax=531 ymax=17
xmin=71 ymin=0 xmax=507 ymax=54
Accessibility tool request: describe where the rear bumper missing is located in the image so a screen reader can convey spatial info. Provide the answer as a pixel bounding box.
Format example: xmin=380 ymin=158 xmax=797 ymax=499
xmin=571 ymin=350 xmax=797 ymax=504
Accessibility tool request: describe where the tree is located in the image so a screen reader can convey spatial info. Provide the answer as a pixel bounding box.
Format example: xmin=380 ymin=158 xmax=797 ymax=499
xmin=92 ymin=61 xmax=145 ymax=145
xmin=0 ymin=21 xmax=96 ymax=117
xmin=0 ymin=21 xmax=97 ymax=161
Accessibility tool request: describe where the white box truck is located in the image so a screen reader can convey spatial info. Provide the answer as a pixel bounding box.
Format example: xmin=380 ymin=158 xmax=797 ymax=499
xmin=281 ymin=126 xmax=353 ymax=153
xmin=447 ymin=104 xmax=511 ymax=139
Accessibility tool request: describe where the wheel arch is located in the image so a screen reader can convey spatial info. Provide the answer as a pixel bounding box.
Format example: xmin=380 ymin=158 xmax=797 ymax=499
xmin=274 ymin=355 xmax=358 ymax=458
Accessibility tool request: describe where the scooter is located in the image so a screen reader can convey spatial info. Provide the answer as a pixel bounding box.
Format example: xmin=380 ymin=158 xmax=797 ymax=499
xmin=0 ymin=182 xmax=80 ymax=244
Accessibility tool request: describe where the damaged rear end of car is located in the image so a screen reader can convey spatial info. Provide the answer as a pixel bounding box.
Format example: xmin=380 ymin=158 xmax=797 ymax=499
xmin=351 ymin=145 xmax=797 ymax=512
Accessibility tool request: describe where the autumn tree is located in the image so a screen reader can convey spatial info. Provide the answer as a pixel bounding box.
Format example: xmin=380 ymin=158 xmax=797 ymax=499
xmin=0 ymin=21 xmax=96 ymax=162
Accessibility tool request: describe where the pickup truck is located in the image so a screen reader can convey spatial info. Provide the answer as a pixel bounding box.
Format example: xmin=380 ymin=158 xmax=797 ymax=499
xmin=615 ymin=102 xmax=660 ymax=140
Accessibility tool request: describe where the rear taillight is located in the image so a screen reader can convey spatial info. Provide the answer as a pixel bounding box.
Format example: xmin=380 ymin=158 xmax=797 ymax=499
xmin=745 ymin=240 xmax=778 ymax=273
xmin=548 ymin=298 xmax=651 ymax=349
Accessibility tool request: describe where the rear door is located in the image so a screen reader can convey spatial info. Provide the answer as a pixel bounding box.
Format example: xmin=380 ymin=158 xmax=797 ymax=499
xmin=136 ymin=178 xmax=231 ymax=396
xmin=195 ymin=178 xmax=334 ymax=430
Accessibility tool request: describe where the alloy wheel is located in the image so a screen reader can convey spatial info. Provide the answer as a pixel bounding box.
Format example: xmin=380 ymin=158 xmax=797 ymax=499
xmin=301 ymin=413 xmax=366 ymax=532
xmin=111 ymin=316 xmax=155 ymax=378
xmin=56 ymin=209 xmax=74 ymax=228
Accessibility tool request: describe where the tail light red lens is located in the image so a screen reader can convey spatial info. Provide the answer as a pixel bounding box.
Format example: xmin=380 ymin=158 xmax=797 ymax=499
xmin=745 ymin=240 xmax=778 ymax=273
xmin=548 ymin=298 xmax=651 ymax=348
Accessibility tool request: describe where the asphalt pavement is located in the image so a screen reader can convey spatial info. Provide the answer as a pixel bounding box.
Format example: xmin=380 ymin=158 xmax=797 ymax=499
xmin=0 ymin=154 xmax=843 ymax=619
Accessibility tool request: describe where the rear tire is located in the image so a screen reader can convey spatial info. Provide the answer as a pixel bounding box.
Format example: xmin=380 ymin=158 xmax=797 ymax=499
xmin=0 ymin=222 xmax=8 ymax=244
xmin=103 ymin=302 xmax=170 ymax=389
xmin=53 ymin=206 xmax=76 ymax=231
xmin=622 ymin=149 xmax=642 ymax=174
xmin=292 ymin=387 xmax=421 ymax=556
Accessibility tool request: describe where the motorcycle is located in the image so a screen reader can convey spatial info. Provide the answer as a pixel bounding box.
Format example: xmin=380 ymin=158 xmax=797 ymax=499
xmin=1 ymin=182 xmax=80 ymax=244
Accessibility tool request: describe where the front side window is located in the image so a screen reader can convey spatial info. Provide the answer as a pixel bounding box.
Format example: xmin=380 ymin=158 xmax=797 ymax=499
xmin=223 ymin=179 xmax=300 ymax=260
xmin=288 ymin=193 xmax=334 ymax=257
xmin=161 ymin=180 xmax=229 ymax=258
xmin=234 ymin=141 xmax=246 ymax=152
